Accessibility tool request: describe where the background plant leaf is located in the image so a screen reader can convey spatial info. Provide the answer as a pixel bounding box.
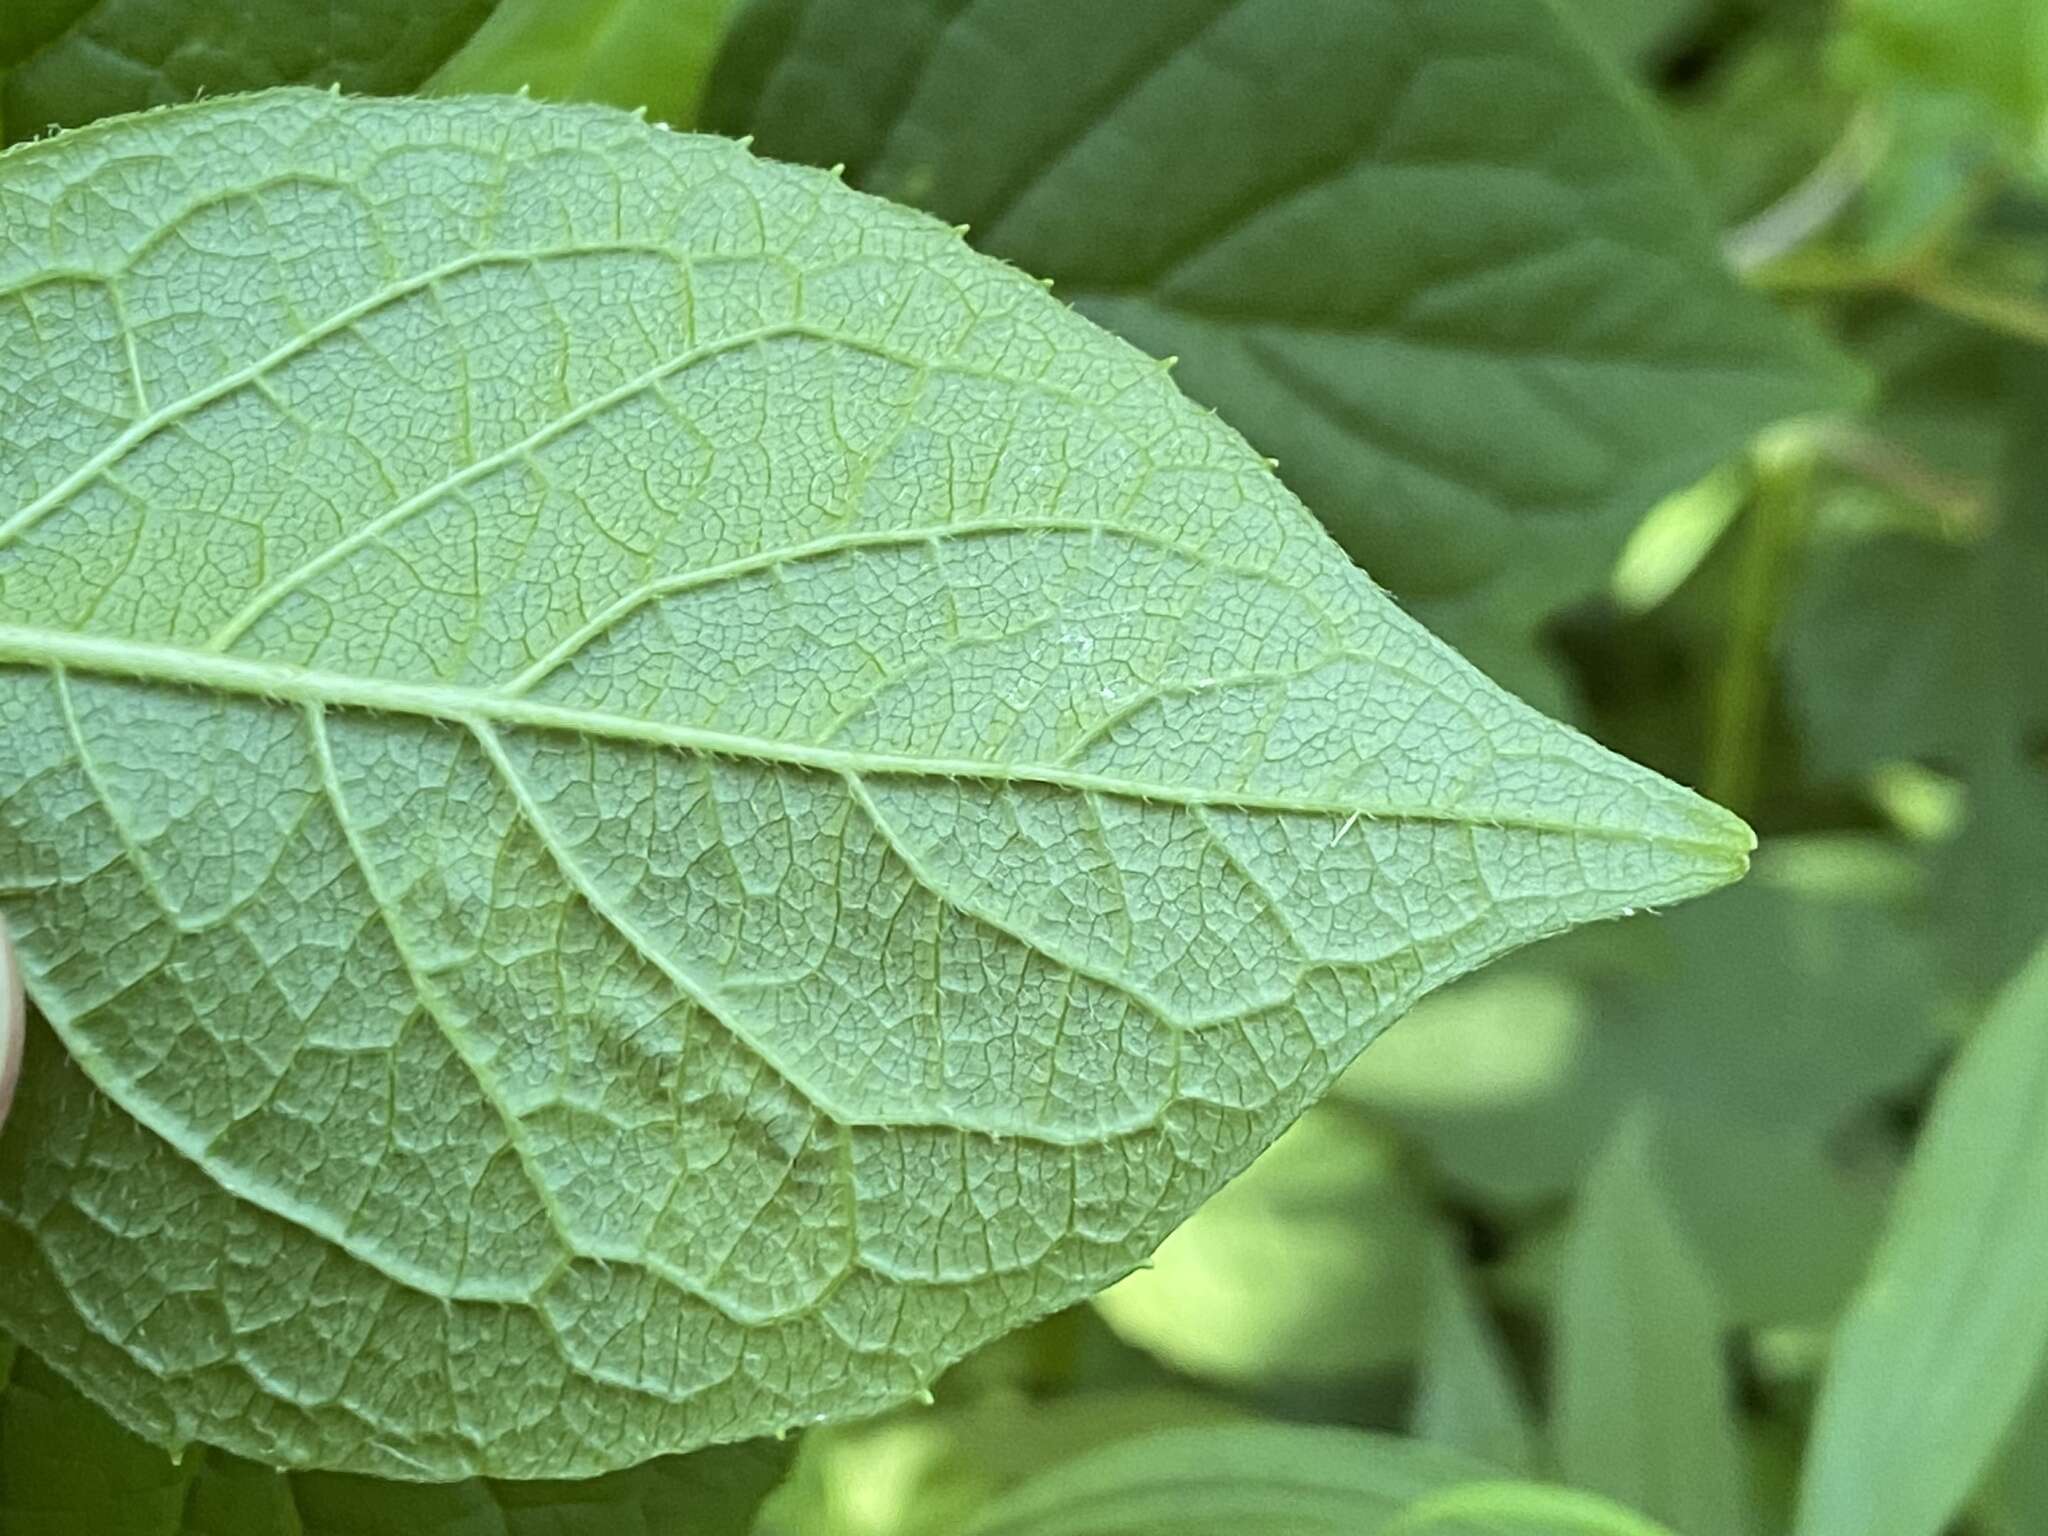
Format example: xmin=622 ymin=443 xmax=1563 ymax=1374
xmin=1412 ymin=1243 xmax=1541 ymax=1476
xmin=1384 ymin=1481 xmax=1682 ymax=1536
xmin=1553 ymin=1113 xmax=1755 ymax=1536
xmin=1340 ymin=838 xmax=1941 ymax=1327
xmin=0 ymin=1340 xmax=790 ymax=1536
xmin=960 ymin=1424 xmax=1501 ymax=1536
xmin=1091 ymin=1103 xmax=1440 ymax=1387
xmin=0 ymin=0 xmax=499 ymax=143
xmin=1786 ymin=347 xmax=2048 ymax=991
xmin=1793 ymin=936 xmax=2048 ymax=1536
xmin=427 ymin=0 xmax=740 ymax=129
xmin=703 ymin=0 xmax=1862 ymax=686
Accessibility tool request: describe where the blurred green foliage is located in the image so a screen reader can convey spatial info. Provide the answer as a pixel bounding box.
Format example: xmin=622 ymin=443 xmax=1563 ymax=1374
xmin=2 ymin=1 xmax=2047 ymax=1533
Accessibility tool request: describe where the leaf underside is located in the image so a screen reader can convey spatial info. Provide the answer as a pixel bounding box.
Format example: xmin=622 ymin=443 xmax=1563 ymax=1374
xmin=0 ymin=90 xmax=1748 ymax=1479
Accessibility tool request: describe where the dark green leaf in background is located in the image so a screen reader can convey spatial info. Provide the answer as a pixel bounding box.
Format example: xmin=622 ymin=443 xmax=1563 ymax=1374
xmin=0 ymin=0 xmax=498 ymax=143
xmin=0 ymin=1344 xmax=791 ymax=1536
xmin=704 ymin=0 xmax=1861 ymax=685
xmin=1787 ymin=348 xmax=2048 ymax=990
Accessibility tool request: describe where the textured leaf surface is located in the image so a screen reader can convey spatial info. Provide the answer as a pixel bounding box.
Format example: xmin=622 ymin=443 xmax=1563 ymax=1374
xmin=1794 ymin=938 xmax=2048 ymax=1536
xmin=0 ymin=1339 xmax=790 ymax=1535
xmin=0 ymin=89 xmax=1747 ymax=1477
xmin=0 ymin=0 xmax=497 ymax=142
xmin=703 ymin=0 xmax=1860 ymax=671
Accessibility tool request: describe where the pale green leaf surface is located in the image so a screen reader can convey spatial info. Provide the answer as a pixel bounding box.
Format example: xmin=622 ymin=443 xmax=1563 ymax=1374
xmin=0 ymin=0 xmax=497 ymax=143
xmin=1794 ymin=938 xmax=2048 ymax=1536
xmin=703 ymin=0 xmax=1861 ymax=667
xmin=1555 ymin=1114 xmax=1754 ymax=1536
xmin=428 ymin=0 xmax=739 ymax=130
xmin=960 ymin=1424 xmax=1501 ymax=1536
xmin=0 ymin=89 xmax=1748 ymax=1478
xmin=0 ymin=1339 xmax=790 ymax=1536
xmin=1413 ymin=1244 xmax=1539 ymax=1475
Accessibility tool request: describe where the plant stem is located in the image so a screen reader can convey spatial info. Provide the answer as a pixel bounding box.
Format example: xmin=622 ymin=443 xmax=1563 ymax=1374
xmin=1756 ymin=251 xmax=2048 ymax=348
xmin=1705 ymin=445 xmax=1811 ymax=815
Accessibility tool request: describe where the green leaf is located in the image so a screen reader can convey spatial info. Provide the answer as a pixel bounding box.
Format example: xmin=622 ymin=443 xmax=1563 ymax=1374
xmin=702 ymin=0 xmax=1861 ymax=670
xmin=0 ymin=1340 xmax=791 ymax=1536
xmin=1786 ymin=509 xmax=2048 ymax=784
xmin=757 ymin=1385 xmax=1240 ymax=1536
xmin=1413 ymin=1244 xmax=1540 ymax=1476
xmin=1342 ymin=838 xmax=1940 ymax=1325
xmin=1092 ymin=1103 xmax=1439 ymax=1386
xmin=0 ymin=0 xmax=499 ymax=144
xmin=1785 ymin=346 xmax=2048 ymax=991
xmin=1557 ymin=0 xmax=1705 ymax=72
xmin=0 ymin=87 xmax=1749 ymax=1478
xmin=1554 ymin=1114 xmax=1755 ymax=1536
xmin=428 ymin=0 xmax=740 ymax=130
xmin=1844 ymin=0 xmax=2048 ymax=140
xmin=1980 ymin=1371 xmax=2048 ymax=1536
xmin=0 ymin=0 xmax=93 ymax=71
xmin=1793 ymin=937 xmax=2048 ymax=1536
xmin=1384 ymin=1481 xmax=1682 ymax=1536
xmin=960 ymin=1424 xmax=1501 ymax=1536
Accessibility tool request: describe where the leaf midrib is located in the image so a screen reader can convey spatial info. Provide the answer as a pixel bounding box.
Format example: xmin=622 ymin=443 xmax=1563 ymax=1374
xmin=0 ymin=622 xmax=1748 ymax=860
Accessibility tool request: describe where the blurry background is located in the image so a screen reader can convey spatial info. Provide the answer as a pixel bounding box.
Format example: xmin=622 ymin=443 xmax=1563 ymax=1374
xmin=4 ymin=2 xmax=2045 ymax=1533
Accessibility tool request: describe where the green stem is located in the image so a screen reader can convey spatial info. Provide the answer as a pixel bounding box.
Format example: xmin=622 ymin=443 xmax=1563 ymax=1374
xmin=1755 ymin=252 xmax=2048 ymax=348
xmin=1705 ymin=447 xmax=1810 ymax=815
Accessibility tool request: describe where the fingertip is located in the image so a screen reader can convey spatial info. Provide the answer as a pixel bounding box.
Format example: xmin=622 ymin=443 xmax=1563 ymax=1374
xmin=0 ymin=919 xmax=21 ymax=1135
